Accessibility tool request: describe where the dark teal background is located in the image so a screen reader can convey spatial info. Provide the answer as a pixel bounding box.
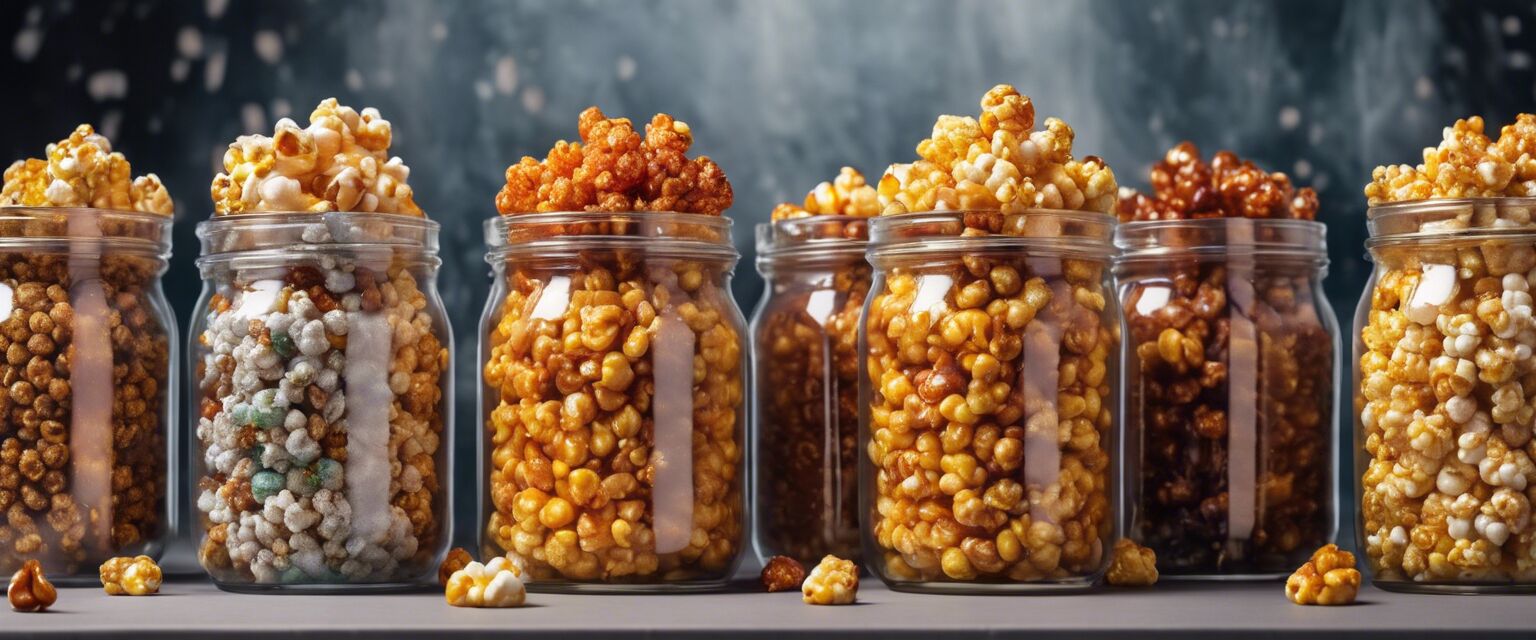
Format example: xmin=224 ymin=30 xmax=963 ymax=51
xmin=2 ymin=0 xmax=1534 ymax=555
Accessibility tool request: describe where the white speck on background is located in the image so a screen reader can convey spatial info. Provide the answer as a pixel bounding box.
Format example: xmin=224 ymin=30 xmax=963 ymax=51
xmin=146 ymin=116 xmax=161 ymax=134
xmin=1415 ymin=75 xmax=1434 ymax=100
xmin=100 ymin=18 xmax=114 ymax=34
xmin=170 ymin=58 xmax=189 ymax=82
xmin=177 ymin=26 xmax=203 ymax=58
xmin=474 ymin=80 xmax=492 ymax=101
xmin=270 ymin=98 xmax=290 ymax=119
xmin=522 ymin=86 xmax=545 ymax=114
xmin=65 ymin=64 xmax=80 ymax=82
xmin=1150 ymin=7 xmax=1163 ymax=24
xmin=99 ymin=110 xmax=121 ymax=140
xmin=1148 ymin=112 xmax=1164 ymax=133
xmin=1312 ymin=173 xmax=1330 ymax=192
xmin=345 ymin=68 xmax=364 ymax=91
xmin=241 ymin=102 xmax=266 ymax=133
xmin=1510 ymin=51 xmax=1531 ymax=70
xmin=430 ymin=22 xmax=447 ymax=42
xmin=616 ymin=55 xmax=636 ymax=81
xmin=1504 ymin=16 xmax=1521 ymax=36
xmin=1212 ymin=17 xmax=1229 ymax=39
xmin=13 ymin=28 xmax=43 ymax=61
xmin=495 ymin=56 xmax=518 ymax=94
xmin=1232 ymin=21 xmax=1248 ymax=39
xmin=1293 ymin=159 xmax=1313 ymax=179
xmin=373 ymin=68 xmax=394 ymax=89
xmin=206 ymin=0 xmax=228 ymax=19
xmin=1308 ymin=123 xmax=1324 ymax=146
xmin=1278 ymin=106 xmax=1300 ymax=130
xmin=86 ymin=69 xmax=128 ymax=100
xmin=253 ymin=30 xmax=282 ymax=64
xmin=205 ymin=49 xmax=226 ymax=91
xmin=25 ymin=6 xmax=41 ymax=25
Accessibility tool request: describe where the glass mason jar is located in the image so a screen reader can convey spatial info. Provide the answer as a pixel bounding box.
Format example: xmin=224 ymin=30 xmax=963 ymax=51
xmin=861 ymin=210 xmax=1120 ymax=593
xmin=191 ymin=212 xmax=452 ymax=592
xmin=1118 ymin=218 xmax=1338 ymax=579
xmin=0 ymin=207 xmax=175 ymax=584
xmin=1357 ymin=197 xmax=1536 ymax=593
xmin=750 ymin=215 xmax=869 ymax=566
xmin=480 ymin=212 xmax=748 ymax=592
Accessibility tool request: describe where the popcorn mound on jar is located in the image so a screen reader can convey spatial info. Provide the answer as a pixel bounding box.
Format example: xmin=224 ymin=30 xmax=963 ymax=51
xmin=1117 ymin=143 xmax=1333 ymax=576
xmin=1357 ymin=114 xmax=1536 ymax=587
xmin=0 ymin=125 xmax=173 ymax=578
xmin=753 ymin=167 xmax=876 ymax=565
xmin=863 ymin=85 xmax=1119 ymax=587
xmin=482 ymin=107 xmax=744 ymax=586
xmin=194 ymin=99 xmax=447 ymax=586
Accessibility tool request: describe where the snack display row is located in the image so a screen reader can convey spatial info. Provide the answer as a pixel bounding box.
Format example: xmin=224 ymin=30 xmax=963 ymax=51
xmin=0 ymin=91 xmax=1530 ymax=600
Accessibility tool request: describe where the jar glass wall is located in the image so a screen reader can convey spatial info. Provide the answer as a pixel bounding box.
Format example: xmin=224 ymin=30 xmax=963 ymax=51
xmin=0 ymin=208 xmax=175 ymax=584
xmin=1357 ymin=198 xmax=1536 ymax=593
xmin=861 ymin=210 xmax=1119 ymax=593
xmin=480 ymin=212 xmax=747 ymax=592
xmin=1118 ymin=218 xmax=1338 ymax=579
xmin=751 ymin=216 xmax=869 ymax=566
xmin=190 ymin=212 xmax=451 ymax=592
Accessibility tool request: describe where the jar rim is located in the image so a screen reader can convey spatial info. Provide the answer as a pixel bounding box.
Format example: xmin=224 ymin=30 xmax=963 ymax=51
xmin=755 ymin=215 xmax=869 ymax=258
xmin=1114 ymin=217 xmax=1328 ymax=262
xmin=0 ymin=206 xmax=172 ymax=257
xmin=483 ymin=211 xmax=737 ymax=261
xmin=195 ymin=211 xmax=440 ymax=265
xmin=1366 ymin=196 xmax=1536 ymax=245
xmin=867 ymin=209 xmax=1115 ymax=259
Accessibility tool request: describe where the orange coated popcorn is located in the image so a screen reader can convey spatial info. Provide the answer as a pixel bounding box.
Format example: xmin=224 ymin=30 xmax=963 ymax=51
xmin=1117 ymin=142 xmax=1318 ymax=221
xmin=1 ymin=125 xmax=173 ymax=214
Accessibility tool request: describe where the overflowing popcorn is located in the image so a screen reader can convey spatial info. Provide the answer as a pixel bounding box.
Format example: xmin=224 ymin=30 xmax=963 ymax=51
xmin=99 ymin=555 xmax=162 ymax=595
xmin=444 ymin=556 xmax=527 ymax=608
xmin=760 ymin=555 xmax=807 ymax=592
xmin=1118 ymin=144 xmax=1331 ymax=576
xmin=195 ymin=103 xmax=446 ymax=586
xmin=2 ymin=124 xmax=173 ymax=214
xmin=0 ymin=127 xmax=172 ymax=578
xmin=863 ymin=86 xmax=1116 ymax=586
xmin=1284 ymin=544 xmax=1360 ymax=605
xmin=1358 ymin=115 xmax=1536 ymax=586
xmin=211 ymin=98 xmax=422 ymax=215
xmin=878 ymin=85 xmax=1116 ymax=216
xmin=483 ymin=107 xmax=743 ymax=585
xmin=495 ymin=106 xmax=731 ymax=215
xmin=801 ymin=555 xmax=858 ymax=605
xmin=7 ymin=559 xmax=55 ymax=612
xmin=1105 ymin=539 xmax=1159 ymax=587
xmin=755 ymin=171 xmax=873 ymax=565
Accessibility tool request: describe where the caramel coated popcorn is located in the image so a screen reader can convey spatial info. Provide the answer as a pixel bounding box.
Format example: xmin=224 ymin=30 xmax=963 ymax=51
xmin=1365 ymin=114 xmax=1536 ymax=204
xmin=1 ymin=125 xmax=173 ymax=214
xmin=7 ymin=559 xmax=55 ymax=612
xmin=770 ymin=167 xmax=880 ymax=221
xmin=439 ymin=547 xmax=474 ymax=586
xmin=495 ymin=106 xmax=732 ymax=215
xmin=445 ymin=556 xmax=526 ymax=608
xmin=878 ymin=85 xmax=1117 ymax=216
xmin=211 ymin=98 xmax=422 ymax=215
xmin=1285 ymin=544 xmax=1360 ymax=606
xmin=99 ymin=555 xmax=162 ymax=595
xmin=802 ymin=555 xmax=858 ymax=605
xmin=760 ymin=555 xmax=806 ymax=592
xmin=1119 ymin=144 xmax=1331 ymax=576
xmin=1105 ymin=539 xmax=1158 ymax=586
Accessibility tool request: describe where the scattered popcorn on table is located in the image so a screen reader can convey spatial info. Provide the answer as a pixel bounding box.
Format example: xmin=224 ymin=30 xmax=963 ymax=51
xmin=8 ymin=559 xmax=56 ymax=612
xmin=445 ymin=556 xmax=526 ymax=608
xmin=802 ymin=555 xmax=858 ymax=605
xmin=1285 ymin=544 xmax=1361 ymax=606
xmin=760 ymin=555 xmax=807 ymax=592
xmin=439 ymin=547 xmax=474 ymax=586
xmin=1105 ymin=539 xmax=1158 ymax=587
xmin=99 ymin=555 xmax=163 ymax=596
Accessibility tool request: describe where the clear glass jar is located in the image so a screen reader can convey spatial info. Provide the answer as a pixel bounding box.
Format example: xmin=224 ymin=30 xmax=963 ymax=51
xmin=0 ymin=207 xmax=175 ymax=584
xmin=190 ymin=212 xmax=452 ymax=592
xmin=1118 ymin=218 xmax=1339 ymax=579
xmin=480 ymin=212 xmax=747 ymax=592
xmin=750 ymin=215 xmax=869 ymax=566
xmin=861 ymin=210 xmax=1120 ymax=593
xmin=1357 ymin=197 xmax=1536 ymax=593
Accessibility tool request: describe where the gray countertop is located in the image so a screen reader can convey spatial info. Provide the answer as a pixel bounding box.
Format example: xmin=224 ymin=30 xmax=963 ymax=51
xmin=3 ymin=578 xmax=1534 ymax=639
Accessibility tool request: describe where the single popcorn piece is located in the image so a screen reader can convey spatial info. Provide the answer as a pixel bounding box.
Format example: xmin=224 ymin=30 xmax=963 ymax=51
xmin=8 ymin=560 xmax=57 ymax=612
xmin=1 ymin=124 xmax=174 ymax=214
xmin=801 ymin=555 xmax=858 ymax=605
xmin=211 ymin=98 xmax=423 ymax=215
xmin=444 ymin=557 xmax=526 ymax=608
xmin=878 ymin=85 xmax=1116 ymax=217
xmin=761 ymin=555 xmax=807 ymax=592
xmin=99 ymin=555 xmax=163 ymax=596
xmin=439 ymin=547 xmax=474 ymax=586
xmin=1105 ymin=539 xmax=1158 ymax=587
xmin=1365 ymin=114 xmax=1536 ymax=204
xmin=495 ymin=106 xmax=732 ymax=215
xmin=1285 ymin=544 xmax=1361 ymax=606
xmin=771 ymin=166 xmax=880 ymax=221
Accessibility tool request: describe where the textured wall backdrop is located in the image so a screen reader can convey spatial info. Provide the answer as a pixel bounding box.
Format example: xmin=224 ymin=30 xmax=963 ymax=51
xmin=3 ymin=0 xmax=1534 ymax=554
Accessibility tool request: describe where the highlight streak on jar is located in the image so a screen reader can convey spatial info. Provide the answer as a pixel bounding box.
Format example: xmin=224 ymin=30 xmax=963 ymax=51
xmin=1022 ymin=277 xmax=1064 ymax=518
xmin=344 ymin=311 xmax=393 ymax=544
xmin=651 ymin=310 xmax=696 ymax=554
xmin=67 ymin=212 xmax=114 ymax=554
xmin=1224 ymin=251 xmax=1259 ymax=556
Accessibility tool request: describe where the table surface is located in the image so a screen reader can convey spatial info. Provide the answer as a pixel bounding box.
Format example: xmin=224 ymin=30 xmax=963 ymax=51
xmin=3 ymin=577 xmax=1534 ymax=639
